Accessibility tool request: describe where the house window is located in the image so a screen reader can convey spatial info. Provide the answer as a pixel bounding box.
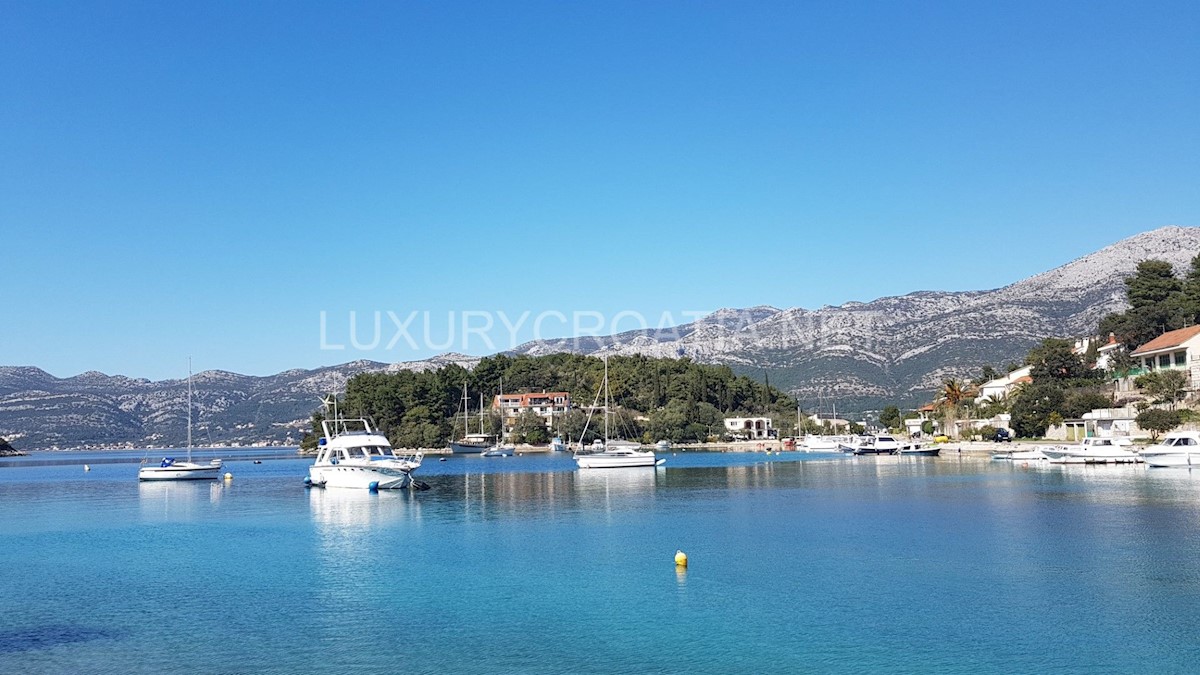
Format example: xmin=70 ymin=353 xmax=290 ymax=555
xmin=1160 ymin=354 xmax=1172 ymax=368
xmin=1175 ymin=352 xmax=1187 ymax=367
xmin=1145 ymin=358 xmax=1155 ymax=370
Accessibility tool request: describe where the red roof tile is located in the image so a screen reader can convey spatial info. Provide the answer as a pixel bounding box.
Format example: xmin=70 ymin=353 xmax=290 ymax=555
xmin=1131 ymin=325 xmax=1200 ymax=356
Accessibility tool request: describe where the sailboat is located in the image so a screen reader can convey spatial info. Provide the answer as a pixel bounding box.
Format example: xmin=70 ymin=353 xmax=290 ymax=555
xmin=574 ymin=357 xmax=664 ymax=469
xmin=449 ymin=383 xmax=494 ymax=453
xmin=483 ymin=378 xmax=515 ymax=457
xmin=138 ymin=361 xmax=223 ymax=481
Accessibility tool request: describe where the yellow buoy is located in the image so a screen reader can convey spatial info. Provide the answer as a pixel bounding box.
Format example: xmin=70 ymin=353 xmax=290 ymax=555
xmin=224 ymin=472 xmax=233 ymax=481
xmin=674 ymin=550 xmax=688 ymax=567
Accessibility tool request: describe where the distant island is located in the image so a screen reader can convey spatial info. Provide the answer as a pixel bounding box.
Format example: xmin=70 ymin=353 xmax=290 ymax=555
xmin=0 ymin=437 xmax=25 ymax=456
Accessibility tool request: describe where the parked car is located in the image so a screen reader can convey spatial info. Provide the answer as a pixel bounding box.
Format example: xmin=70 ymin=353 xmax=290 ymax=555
xmin=992 ymin=428 xmax=1012 ymax=442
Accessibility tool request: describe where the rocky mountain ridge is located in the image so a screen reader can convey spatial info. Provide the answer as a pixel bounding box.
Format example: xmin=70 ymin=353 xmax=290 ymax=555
xmin=0 ymin=353 xmax=480 ymax=450
xmin=512 ymin=225 xmax=1200 ymax=408
xmin=3 ymin=226 xmax=1196 ymax=449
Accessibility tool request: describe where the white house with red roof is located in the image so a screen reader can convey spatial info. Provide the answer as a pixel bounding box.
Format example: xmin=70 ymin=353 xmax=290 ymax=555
xmin=1129 ymin=325 xmax=1200 ymax=389
xmin=494 ymin=391 xmax=571 ymax=437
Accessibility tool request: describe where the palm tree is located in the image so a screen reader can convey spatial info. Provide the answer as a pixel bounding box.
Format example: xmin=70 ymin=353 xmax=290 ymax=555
xmin=941 ymin=378 xmax=967 ymax=407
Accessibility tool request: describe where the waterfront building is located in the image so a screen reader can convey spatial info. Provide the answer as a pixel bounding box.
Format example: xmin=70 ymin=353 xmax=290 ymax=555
xmin=494 ymin=391 xmax=571 ymax=437
xmin=724 ymin=416 xmax=774 ymax=440
xmin=1129 ymin=325 xmax=1200 ymax=389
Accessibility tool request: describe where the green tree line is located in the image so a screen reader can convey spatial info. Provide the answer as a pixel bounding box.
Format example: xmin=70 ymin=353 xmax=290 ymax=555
xmin=303 ymin=354 xmax=797 ymax=449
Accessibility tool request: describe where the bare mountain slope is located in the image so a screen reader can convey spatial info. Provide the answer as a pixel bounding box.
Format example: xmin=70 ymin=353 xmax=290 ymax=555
xmin=513 ymin=225 xmax=1200 ymax=408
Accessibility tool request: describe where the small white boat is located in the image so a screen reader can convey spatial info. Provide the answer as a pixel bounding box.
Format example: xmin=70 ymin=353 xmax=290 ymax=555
xmin=550 ymin=436 xmax=568 ymax=452
xmin=1042 ymin=437 xmax=1139 ymax=464
xmin=801 ymin=436 xmax=839 ymax=451
xmin=139 ymin=363 xmax=222 ymax=482
xmin=307 ymin=409 xmax=422 ymax=490
xmin=655 ymin=440 xmax=671 ymax=451
xmin=897 ymin=441 xmax=939 ymax=456
xmin=481 ymin=444 xmax=515 ymax=457
xmin=841 ymin=435 xmax=902 ymax=455
xmin=1009 ymin=447 xmax=1049 ymax=461
xmin=1140 ymin=431 xmax=1200 ymax=468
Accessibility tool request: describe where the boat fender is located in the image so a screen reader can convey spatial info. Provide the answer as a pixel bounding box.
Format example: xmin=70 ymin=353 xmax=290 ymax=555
xmin=368 ymin=481 xmax=379 ymax=493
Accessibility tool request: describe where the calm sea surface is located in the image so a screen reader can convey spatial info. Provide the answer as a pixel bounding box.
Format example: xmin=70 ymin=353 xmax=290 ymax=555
xmin=2 ymin=449 xmax=1200 ymax=674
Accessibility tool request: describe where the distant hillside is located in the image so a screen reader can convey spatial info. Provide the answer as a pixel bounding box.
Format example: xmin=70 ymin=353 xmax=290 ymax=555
xmin=0 ymin=354 xmax=479 ymax=450
xmin=512 ymin=226 xmax=1200 ymax=411
xmin=4 ymin=226 xmax=1197 ymax=448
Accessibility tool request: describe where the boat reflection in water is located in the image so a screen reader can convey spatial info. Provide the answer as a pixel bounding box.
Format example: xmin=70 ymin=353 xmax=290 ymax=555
xmin=308 ymin=485 xmax=418 ymax=530
xmin=137 ymin=479 xmax=224 ymax=521
xmin=573 ymin=466 xmax=661 ymax=514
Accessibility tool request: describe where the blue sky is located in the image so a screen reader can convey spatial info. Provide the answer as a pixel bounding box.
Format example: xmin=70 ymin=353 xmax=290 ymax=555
xmin=2 ymin=1 xmax=1197 ymax=380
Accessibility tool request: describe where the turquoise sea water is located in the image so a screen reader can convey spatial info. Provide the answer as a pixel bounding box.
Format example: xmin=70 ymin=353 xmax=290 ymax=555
xmin=3 ymin=450 xmax=1200 ymax=674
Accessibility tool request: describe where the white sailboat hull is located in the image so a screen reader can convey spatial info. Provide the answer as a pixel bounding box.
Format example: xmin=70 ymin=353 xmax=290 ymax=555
xmin=138 ymin=459 xmax=223 ymax=481
xmin=575 ymin=451 xmax=663 ymax=469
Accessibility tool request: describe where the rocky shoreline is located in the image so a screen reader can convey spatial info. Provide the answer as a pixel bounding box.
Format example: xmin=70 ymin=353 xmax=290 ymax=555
xmin=0 ymin=437 xmax=26 ymax=456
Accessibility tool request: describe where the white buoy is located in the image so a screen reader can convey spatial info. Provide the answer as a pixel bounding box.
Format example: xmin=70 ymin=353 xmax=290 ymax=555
xmin=224 ymin=472 xmax=233 ymax=481
xmin=83 ymin=465 xmax=90 ymax=472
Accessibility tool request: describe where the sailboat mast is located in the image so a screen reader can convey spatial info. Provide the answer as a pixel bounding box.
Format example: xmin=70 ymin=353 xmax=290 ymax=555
xmin=462 ymin=382 xmax=469 ymax=438
xmin=479 ymin=392 xmax=484 ymax=435
xmin=604 ymin=356 xmax=609 ymax=443
xmin=186 ymin=358 xmax=193 ymax=461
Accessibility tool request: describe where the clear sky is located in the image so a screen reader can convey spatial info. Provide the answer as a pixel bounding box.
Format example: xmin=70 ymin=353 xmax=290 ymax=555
xmin=2 ymin=1 xmax=1197 ymax=380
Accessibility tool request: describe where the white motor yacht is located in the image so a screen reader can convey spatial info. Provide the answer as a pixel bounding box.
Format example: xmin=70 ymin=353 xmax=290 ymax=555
xmin=1042 ymin=437 xmax=1138 ymax=464
xmin=841 ymin=435 xmax=902 ymax=455
xmin=1140 ymin=431 xmax=1200 ymax=468
xmin=307 ymin=415 xmax=423 ymax=490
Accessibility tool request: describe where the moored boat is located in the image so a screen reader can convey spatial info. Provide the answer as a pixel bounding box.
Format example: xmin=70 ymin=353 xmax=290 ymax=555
xmin=573 ymin=358 xmax=663 ymax=469
xmin=1140 ymin=431 xmax=1200 ymax=467
xmin=450 ymin=434 xmax=495 ymax=454
xmin=450 ymin=385 xmax=495 ymax=453
xmin=138 ymin=362 xmax=223 ymax=482
xmin=802 ymin=436 xmax=840 ymax=451
xmin=843 ymin=435 xmax=902 ymax=455
xmin=307 ymin=412 xmax=422 ymax=490
xmin=481 ymin=444 xmax=515 ymax=457
xmin=1042 ymin=437 xmax=1138 ymax=464
xmin=897 ymin=441 xmax=939 ymax=456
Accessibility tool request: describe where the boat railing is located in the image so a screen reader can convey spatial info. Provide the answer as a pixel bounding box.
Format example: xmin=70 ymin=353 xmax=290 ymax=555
xmin=392 ymin=450 xmax=424 ymax=466
xmin=320 ymin=417 xmax=376 ymax=439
